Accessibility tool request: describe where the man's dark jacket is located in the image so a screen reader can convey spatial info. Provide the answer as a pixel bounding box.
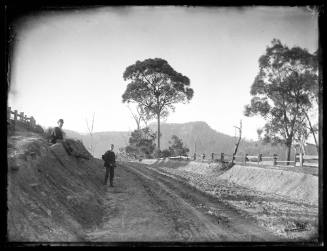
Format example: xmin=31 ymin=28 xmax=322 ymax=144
xmin=102 ymin=150 xmax=116 ymax=167
xmin=50 ymin=127 xmax=63 ymax=144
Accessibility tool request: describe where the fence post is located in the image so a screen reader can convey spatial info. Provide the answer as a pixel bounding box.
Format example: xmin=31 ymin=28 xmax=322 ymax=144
xmin=221 ymin=153 xmax=224 ymax=163
xmin=193 ymin=153 xmax=196 ymax=160
xmin=14 ymin=110 xmax=18 ymax=121
xmin=30 ymin=116 xmax=35 ymax=128
xmin=19 ymin=112 xmax=24 ymax=121
xmin=294 ymin=153 xmax=298 ymax=167
xmin=258 ymin=153 xmax=262 ymax=165
xmin=212 ymin=153 xmax=214 ymax=161
xmin=300 ymin=153 xmax=304 ymax=167
xmin=244 ymin=153 xmax=248 ymax=166
xmin=7 ymin=107 xmax=11 ymax=120
xmin=273 ymin=154 xmax=277 ymax=166
xmin=24 ymin=115 xmax=28 ymax=128
xmin=13 ymin=110 xmax=18 ymax=130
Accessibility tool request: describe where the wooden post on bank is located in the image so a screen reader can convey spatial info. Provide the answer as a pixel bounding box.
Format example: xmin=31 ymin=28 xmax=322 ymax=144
xmin=273 ymin=154 xmax=277 ymax=166
xmin=13 ymin=110 xmax=18 ymax=130
xmin=20 ymin=112 xmax=24 ymax=121
xmin=30 ymin=116 xmax=36 ymax=129
xmin=244 ymin=153 xmax=248 ymax=166
xmin=258 ymin=153 xmax=262 ymax=165
xmin=300 ymin=153 xmax=304 ymax=167
xmin=7 ymin=107 xmax=11 ymax=120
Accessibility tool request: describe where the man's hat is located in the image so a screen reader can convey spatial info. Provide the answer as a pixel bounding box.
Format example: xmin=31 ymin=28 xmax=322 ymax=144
xmin=58 ymin=119 xmax=64 ymax=123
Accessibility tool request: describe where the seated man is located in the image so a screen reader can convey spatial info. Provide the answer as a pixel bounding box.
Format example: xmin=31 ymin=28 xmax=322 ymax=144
xmin=49 ymin=119 xmax=65 ymax=144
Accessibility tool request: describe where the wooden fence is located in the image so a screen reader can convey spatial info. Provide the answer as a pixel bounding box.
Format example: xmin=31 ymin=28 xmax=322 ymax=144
xmin=169 ymin=156 xmax=191 ymax=160
xmin=191 ymin=152 xmax=318 ymax=168
xmin=7 ymin=106 xmax=37 ymax=130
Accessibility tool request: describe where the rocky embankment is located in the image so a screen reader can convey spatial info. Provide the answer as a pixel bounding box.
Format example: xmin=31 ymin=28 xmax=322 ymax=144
xmin=7 ymin=131 xmax=106 ymax=241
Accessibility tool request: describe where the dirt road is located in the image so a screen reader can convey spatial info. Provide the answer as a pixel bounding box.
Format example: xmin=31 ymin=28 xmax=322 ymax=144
xmin=85 ymin=161 xmax=285 ymax=242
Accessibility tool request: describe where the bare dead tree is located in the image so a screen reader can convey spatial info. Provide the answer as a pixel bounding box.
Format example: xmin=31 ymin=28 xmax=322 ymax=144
xmin=127 ymin=104 xmax=142 ymax=130
xmin=231 ymin=120 xmax=242 ymax=165
xmin=304 ymin=111 xmax=318 ymax=152
xmin=85 ymin=112 xmax=96 ymax=155
xmin=127 ymin=104 xmax=152 ymax=130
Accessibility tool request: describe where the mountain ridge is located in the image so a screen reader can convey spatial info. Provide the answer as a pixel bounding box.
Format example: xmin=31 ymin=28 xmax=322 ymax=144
xmin=64 ymin=121 xmax=317 ymax=159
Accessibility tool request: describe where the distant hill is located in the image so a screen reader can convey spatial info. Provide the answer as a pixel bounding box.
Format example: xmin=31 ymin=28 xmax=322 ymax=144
xmin=148 ymin=121 xmax=313 ymax=160
xmin=64 ymin=121 xmax=318 ymax=160
xmin=64 ymin=129 xmax=130 ymax=158
xmin=63 ymin=129 xmax=85 ymax=141
xmin=148 ymin=121 xmax=235 ymax=155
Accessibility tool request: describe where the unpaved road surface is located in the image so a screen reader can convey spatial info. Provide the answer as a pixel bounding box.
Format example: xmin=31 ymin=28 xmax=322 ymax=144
xmin=86 ymin=162 xmax=286 ymax=242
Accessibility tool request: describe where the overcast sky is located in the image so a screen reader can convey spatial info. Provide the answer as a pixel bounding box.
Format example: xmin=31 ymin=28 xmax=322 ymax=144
xmin=8 ymin=6 xmax=318 ymax=140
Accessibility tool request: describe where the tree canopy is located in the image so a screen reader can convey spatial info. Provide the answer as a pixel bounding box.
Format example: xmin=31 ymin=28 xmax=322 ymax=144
xmin=122 ymin=58 xmax=194 ymax=150
xmin=244 ymin=39 xmax=318 ymax=161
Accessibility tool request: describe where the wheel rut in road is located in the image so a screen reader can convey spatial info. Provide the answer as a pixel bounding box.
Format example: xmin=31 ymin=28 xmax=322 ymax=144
xmin=123 ymin=162 xmax=285 ymax=242
xmin=86 ymin=162 xmax=285 ymax=242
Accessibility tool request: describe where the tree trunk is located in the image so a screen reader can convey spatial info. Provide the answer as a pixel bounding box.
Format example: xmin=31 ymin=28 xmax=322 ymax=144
xmin=157 ymin=113 xmax=161 ymax=151
xmin=286 ymin=139 xmax=292 ymax=165
xmin=300 ymin=139 xmax=306 ymax=155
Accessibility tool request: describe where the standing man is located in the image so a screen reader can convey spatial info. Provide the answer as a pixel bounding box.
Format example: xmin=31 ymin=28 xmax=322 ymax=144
xmin=102 ymin=144 xmax=116 ymax=187
xmin=50 ymin=119 xmax=65 ymax=144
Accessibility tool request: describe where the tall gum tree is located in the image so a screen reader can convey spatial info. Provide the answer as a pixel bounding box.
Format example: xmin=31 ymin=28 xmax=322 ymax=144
xmin=122 ymin=58 xmax=194 ymax=151
xmin=244 ymin=39 xmax=318 ymax=163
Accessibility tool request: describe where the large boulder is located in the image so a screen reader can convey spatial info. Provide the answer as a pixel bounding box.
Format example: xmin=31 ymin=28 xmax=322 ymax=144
xmin=62 ymin=139 xmax=93 ymax=159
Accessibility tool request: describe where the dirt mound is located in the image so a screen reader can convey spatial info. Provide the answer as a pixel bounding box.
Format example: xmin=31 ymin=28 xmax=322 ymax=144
xmin=7 ymin=132 xmax=106 ymax=241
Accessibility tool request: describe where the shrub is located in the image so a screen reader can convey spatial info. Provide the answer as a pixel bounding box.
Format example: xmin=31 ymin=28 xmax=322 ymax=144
xmin=153 ymin=149 xmax=162 ymax=158
xmin=168 ymin=135 xmax=189 ymax=157
xmin=43 ymin=127 xmax=53 ymax=140
xmin=161 ymin=149 xmax=172 ymax=158
xmin=33 ymin=124 xmax=44 ymax=134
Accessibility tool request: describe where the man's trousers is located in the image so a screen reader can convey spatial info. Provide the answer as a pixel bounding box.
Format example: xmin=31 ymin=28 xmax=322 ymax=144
xmin=104 ymin=164 xmax=115 ymax=186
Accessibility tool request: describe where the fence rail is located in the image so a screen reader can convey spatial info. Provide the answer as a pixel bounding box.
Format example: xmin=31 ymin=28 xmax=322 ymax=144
xmin=169 ymin=156 xmax=191 ymax=160
xmin=189 ymin=151 xmax=318 ymax=168
xmin=7 ymin=106 xmax=37 ymax=130
xmin=123 ymin=151 xmax=318 ymax=168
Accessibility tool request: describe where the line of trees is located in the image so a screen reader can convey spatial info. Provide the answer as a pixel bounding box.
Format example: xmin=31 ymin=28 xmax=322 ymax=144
xmin=120 ymin=41 xmax=318 ymax=163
